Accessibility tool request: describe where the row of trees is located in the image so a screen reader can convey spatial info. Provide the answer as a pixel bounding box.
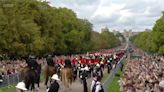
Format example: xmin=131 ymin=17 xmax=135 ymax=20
xmin=0 ymin=0 xmax=121 ymax=58
xmin=91 ymin=30 xmax=121 ymax=50
xmin=131 ymin=12 xmax=164 ymax=54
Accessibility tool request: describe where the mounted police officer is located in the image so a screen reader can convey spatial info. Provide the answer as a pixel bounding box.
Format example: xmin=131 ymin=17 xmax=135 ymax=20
xmin=25 ymin=55 xmax=40 ymax=90
xmin=26 ymin=55 xmax=38 ymax=70
xmin=46 ymin=55 xmax=54 ymax=67
xmin=64 ymin=59 xmax=72 ymax=68
xmin=46 ymin=55 xmax=61 ymax=74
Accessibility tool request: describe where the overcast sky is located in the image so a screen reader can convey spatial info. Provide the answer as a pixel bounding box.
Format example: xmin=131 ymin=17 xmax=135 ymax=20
xmin=47 ymin=0 xmax=164 ymax=32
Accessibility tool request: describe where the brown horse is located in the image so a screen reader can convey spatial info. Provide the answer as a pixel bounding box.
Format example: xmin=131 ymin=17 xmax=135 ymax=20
xmin=44 ymin=65 xmax=57 ymax=87
xmin=17 ymin=66 xmax=29 ymax=81
xmin=60 ymin=67 xmax=74 ymax=91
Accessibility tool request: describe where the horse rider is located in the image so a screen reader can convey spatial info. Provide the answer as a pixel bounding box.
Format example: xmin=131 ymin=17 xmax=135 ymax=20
xmin=25 ymin=55 xmax=40 ymax=90
xmin=64 ymin=59 xmax=72 ymax=68
xmin=26 ymin=55 xmax=39 ymax=70
xmin=46 ymin=55 xmax=54 ymax=67
xmin=46 ymin=55 xmax=62 ymax=74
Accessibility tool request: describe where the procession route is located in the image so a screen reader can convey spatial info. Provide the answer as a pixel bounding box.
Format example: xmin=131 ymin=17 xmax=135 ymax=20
xmin=37 ymin=78 xmax=92 ymax=92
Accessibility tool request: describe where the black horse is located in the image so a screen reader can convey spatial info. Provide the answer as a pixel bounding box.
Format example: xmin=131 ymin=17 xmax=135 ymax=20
xmin=20 ymin=66 xmax=40 ymax=91
xmin=22 ymin=56 xmax=41 ymax=91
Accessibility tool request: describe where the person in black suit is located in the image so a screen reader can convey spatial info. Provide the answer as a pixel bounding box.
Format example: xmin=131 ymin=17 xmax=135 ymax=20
xmin=48 ymin=74 xmax=60 ymax=92
xmin=81 ymin=67 xmax=89 ymax=92
xmin=26 ymin=55 xmax=38 ymax=70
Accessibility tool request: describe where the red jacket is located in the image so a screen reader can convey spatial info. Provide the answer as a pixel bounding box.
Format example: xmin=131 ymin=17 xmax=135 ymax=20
xmin=59 ymin=59 xmax=64 ymax=65
xmin=90 ymin=59 xmax=94 ymax=64
xmin=71 ymin=58 xmax=77 ymax=65
xmin=80 ymin=58 xmax=86 ymax=64
xmin=94 ymin=58 xmax=99 ymax=64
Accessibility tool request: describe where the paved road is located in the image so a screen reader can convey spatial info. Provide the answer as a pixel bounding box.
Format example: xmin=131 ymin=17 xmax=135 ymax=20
xmin=30 ymin=63 xmax=122 ymax=92
xmin=36 ymin=78 xmax=92 ymax=92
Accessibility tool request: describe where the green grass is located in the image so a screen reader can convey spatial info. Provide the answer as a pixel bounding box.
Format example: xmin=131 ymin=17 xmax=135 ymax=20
xmin=107 ymin=69 xmax=123 ymax=92
xmin=107 ymin=59 xmax=127 ymax=92
xmin=0 ymin=86 xmax=16 ymax=92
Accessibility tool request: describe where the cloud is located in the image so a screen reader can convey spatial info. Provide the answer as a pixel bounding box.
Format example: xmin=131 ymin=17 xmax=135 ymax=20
xmin=48 ymin=0 xmax=164 ymax=32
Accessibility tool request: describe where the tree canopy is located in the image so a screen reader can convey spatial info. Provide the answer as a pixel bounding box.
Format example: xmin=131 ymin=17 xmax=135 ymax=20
xmin=131 ymin=13 xmax=164 ymax=55
xmin=0 ymin=0 xmax=121 ymax=58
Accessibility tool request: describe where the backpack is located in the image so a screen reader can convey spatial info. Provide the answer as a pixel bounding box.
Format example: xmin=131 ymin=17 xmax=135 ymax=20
xmin=99 ymin=85 xmax=104 ymax=92
xmin=92 ymin=80 xmax=97 ymax=92
xmin=92 ymin=83 xmax=104 ymax=92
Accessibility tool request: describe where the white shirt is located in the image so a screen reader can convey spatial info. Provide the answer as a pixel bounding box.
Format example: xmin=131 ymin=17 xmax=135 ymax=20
xmin=90 ymin=79 xmax=97 ymax=91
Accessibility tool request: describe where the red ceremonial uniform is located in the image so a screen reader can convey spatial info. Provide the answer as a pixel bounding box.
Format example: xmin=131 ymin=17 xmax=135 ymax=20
xmin=86 ymin=59 xmax=89 ymax=65
xmin=91 ymin=59 xmax=94 ymax=64
xmin=59 ymin=59 xmax=64 ymax=65
xmin=80 ymin=58 xmax=86 ymax=64
xmin=94 ymin=58 xmax=99 ymax=64
xmin=103 ymin=59 xmax=107 ymax=64
xmin=71 ymin=58 xmax=77 ymax=65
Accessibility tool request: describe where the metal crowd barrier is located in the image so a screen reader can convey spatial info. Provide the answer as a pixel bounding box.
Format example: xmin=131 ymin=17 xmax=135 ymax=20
xmin=0 ymin=73 xmax=20 ymax=88
xmin=103 ymin=55 xmax=126 ymax=92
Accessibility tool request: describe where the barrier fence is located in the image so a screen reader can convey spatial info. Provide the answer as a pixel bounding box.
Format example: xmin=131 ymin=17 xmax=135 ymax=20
xmin=102 ymin=55 xmax=126 ymax=92
xmin=0 ymin=73 xmax=20 ymax=88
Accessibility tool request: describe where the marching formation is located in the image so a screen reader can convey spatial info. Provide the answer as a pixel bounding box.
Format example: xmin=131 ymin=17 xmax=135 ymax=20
xmin=14 ymin=48 xmax=126 ymax=92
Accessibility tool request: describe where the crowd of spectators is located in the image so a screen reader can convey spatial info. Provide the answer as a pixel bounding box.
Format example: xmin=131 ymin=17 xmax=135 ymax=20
xmin=120 ymin=55 xmax=164 ymax=92
xmin=0 ymin=55 xmax=73 ymax=76
xmin=0 ymin=60 xmax=27 ymax=75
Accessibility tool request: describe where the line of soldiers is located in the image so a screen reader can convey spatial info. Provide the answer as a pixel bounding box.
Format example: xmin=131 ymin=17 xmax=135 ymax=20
xmin=14 ymin=49 xmax=125 ymax=92
xmin=24 ymin=50 xmax=125 ymax=80
xmin=22 ymin=49 xmax=125 ymax=92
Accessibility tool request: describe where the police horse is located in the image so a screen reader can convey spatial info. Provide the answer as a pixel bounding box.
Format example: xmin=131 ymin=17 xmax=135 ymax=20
xmin=20 ymin=56 xmax=40 ymax=91
xmin=60 ymin=59 xmax=74 ymax=91
xmin=44 ymin=55 xmax=58 ymax=88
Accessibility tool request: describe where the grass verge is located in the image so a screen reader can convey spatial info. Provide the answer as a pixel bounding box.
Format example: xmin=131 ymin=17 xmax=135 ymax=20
xmin=107 ymin=68 xmax=123 ymax=92
xmin=0 ymin=85 xmax=16 ymax=92
xmin=107 ymin=59 xmax=127 ymax=92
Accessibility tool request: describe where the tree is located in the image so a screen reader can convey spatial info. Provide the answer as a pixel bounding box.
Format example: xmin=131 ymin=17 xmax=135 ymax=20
xmin=131 ymin=12 xmax=164 ymax=54
xmin=0 ymin=0 xmax=121 ymax=58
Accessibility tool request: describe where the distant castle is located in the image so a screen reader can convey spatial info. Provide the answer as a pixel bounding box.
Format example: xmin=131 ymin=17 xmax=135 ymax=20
xmin=101 ymin=26 xmax=109 ymax=32
xmin=100 ymin=26 xmax=141 ymax=38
